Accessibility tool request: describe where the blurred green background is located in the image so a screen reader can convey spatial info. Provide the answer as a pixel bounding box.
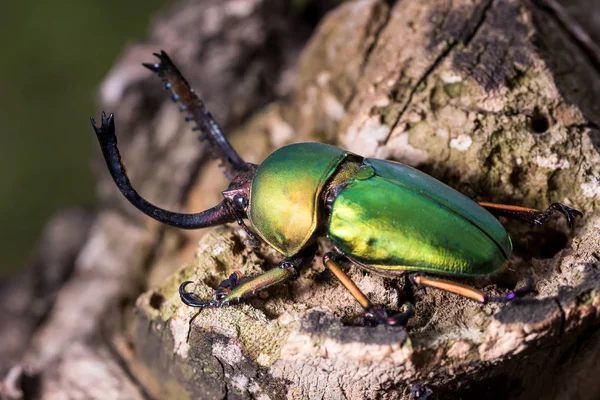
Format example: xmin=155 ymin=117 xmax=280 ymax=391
xmin=0 ymin=0 xmax=164 ymax=277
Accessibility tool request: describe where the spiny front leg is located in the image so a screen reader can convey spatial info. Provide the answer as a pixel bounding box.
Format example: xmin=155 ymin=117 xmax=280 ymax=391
xmin=180 ymin=243 xmax=318 ymax=308
xmin=479 ymin=202 xmax=583 ymax=228
xmin=323 ymin=253 xmax=414 ymax=326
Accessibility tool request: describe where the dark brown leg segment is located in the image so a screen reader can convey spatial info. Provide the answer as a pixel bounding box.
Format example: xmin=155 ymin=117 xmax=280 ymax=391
xmin=479 ymin=202 xmax=582 ymax=228
xmin=323 ymin=253 xmax=413 ymax=326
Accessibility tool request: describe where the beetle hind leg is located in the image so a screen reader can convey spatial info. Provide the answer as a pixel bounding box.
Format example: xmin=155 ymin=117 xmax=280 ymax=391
xmin=479 ymin=202 xmax=583 ymax=228
xmin=409 ymin=274 xmax=536 ymax=304
xmin=323 ymin=253 xmax=414 ymax=326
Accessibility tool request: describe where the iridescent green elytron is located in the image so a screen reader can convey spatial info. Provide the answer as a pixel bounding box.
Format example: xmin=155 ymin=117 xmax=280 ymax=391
xmin=328 ymin=159 xmax=512 ymax=276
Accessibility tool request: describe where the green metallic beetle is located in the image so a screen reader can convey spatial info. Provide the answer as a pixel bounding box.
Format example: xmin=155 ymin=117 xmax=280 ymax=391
xmin=91 ymin=51 xmax=582 ymax=325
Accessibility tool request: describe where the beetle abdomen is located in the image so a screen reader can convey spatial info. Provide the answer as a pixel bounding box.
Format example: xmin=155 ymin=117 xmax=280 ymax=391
xmin=328 ymin=159 xmax=512 ymax=276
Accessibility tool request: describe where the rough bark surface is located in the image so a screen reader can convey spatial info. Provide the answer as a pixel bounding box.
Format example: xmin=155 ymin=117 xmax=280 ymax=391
xmin=135 ymin=1 xmax=600 ymax=399
xmin=2 ymin=0 xmax=600 ymax=399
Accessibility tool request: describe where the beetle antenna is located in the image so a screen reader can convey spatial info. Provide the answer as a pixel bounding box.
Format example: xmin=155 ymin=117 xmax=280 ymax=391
xmin=142 ymin=51 xmax=247 ymax=178
xmin=91 ymin=111 xmax=237 ymax=229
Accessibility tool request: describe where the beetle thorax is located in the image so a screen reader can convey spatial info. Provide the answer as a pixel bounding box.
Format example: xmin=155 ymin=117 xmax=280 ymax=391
xmin=247 ymin=143 xmax=349 ymax=256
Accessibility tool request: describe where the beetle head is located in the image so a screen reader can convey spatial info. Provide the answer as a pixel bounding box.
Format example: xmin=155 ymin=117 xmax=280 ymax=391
xmin=222 ymin=164 xmax=257 ymax=217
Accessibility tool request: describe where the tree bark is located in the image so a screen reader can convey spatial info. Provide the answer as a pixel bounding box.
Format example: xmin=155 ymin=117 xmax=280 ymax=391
xmin=3 ymin=0 xmax=600 ymax=399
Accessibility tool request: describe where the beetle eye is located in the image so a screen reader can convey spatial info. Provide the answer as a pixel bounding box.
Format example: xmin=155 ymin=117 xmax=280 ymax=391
xmin=233 ymin=195 xmax=248 ymax=211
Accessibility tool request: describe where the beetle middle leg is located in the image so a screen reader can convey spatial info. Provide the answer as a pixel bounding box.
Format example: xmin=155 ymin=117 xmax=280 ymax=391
xmin=409 ymin=274 xmax=535 ymax=304
xmin=180 ymin=243 xmax=317 ymax=307
xmin=479 ymin=202 xmax=583 ymax=228
xmin=323 ymin=252 xmax=414 ymax=326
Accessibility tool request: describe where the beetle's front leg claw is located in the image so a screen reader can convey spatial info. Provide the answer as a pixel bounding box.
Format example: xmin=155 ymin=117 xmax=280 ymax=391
xmin=358 ymin=303 xmax=414 ymax=326
xmin=179 ymin=271 xmax=247 ymax=307
xmin=179 ymin=281 xmax=221 ymax=307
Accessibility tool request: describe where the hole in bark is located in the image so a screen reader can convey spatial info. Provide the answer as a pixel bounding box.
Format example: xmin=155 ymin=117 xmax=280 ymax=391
xmin=230 ymin=233 xmax=246 ymax=256
xmin=537 ymin=229 xmax=569 ymax=259
xmin=20 ymin=371 xmax=41 ymax=399
xmin=530 ymin=112 xmax=550 ymax=134
xmin=515 ymin=228 xmax=569 ymax=260
xmin=149 ymin=292 xmax=165 ymax=310
xmin=509 ymin=167 xmax=523 ymax=187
